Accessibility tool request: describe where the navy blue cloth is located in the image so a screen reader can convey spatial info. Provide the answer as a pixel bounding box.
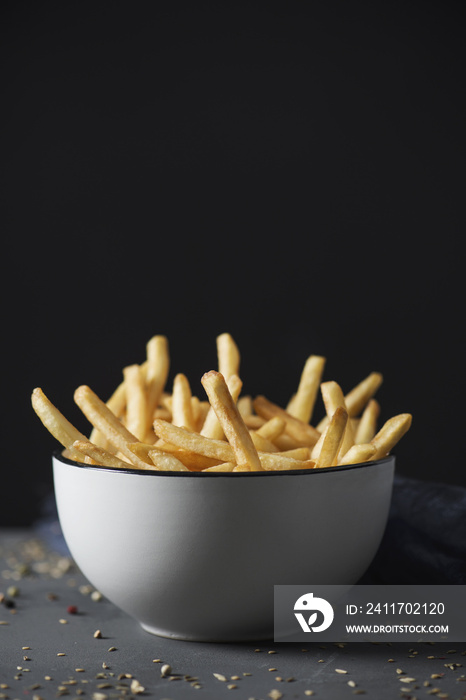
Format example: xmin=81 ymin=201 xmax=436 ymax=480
xmin=361 ymin=475 xmax=466 ymax=584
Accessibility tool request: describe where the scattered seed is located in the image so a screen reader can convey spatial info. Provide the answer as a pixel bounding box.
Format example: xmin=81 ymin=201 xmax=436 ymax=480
xmin=348 ymin=680 xmax=357 ymax=687
xmin=231 ymin=676 xmax=241 ymax=680
xmin=130 ymin=680 xmax=145 ymax=694
xmin=268 ymin=650 xmax=277 ymax=654
xmin=161 ymin=664 xmax=172 ymax=677
xmin=93 ymin=630 xmax=102 ymax=638
xmin=335 ymin=669 xmax=348 ymax=674
xmin=75 ymin=668 xmax=85 ymax=673
xmin=59 ymin=618 xmax=68 ymax=624
xmin=227 ymin=684 xmax=237 ymax=690
xmin=107 ymin=647 xmax=117 ymax=652
xmin=67 ymin=605 xmax=78 ymax=614
xmin=304 ymin=692 xmax=314 ymax=696
xmin=57 ymin=652 xmax=66 ymax=656
xmin=91 ymin=591 xmax=103 ymax=601
xmin=431 ymin=674 xmax=444 ymax=679
xmin=7 ymin=585 xmax=20 ymax=597
xmin=398 ymin=677 xmax=416 ymax=683
xmin=22 ymin=646 xmax=31 ymax=650
xmin=268 ymin=668 xmax=277 ymax=672
xmin=213 ymin=673 xmax=227 ymax=682
xmin=268 ymin=691 xmax=282 ymax=700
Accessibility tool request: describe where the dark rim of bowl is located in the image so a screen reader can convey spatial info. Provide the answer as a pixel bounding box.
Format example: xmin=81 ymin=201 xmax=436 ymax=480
xmin=53 ymin=448 xmax=395 ymax=478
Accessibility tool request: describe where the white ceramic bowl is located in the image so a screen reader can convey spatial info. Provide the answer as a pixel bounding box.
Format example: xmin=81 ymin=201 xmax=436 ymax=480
xmin=53 ymin=451 xmax=395 ymax=642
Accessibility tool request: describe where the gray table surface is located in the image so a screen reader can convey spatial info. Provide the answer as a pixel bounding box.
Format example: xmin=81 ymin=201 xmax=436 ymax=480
xmin=1 ymin=529 xmax=465 ymax=700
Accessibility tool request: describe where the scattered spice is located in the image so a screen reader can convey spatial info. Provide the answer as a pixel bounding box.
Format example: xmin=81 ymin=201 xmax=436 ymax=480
xmin=130 ymin=679 xmax=145 ymax=694
xmin=213 ymin=673 xmax=227 ymax=682
xmin=67 ymin=605 xmax=78 ymax=614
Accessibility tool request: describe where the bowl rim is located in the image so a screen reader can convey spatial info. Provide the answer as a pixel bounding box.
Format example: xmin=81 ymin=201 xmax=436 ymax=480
xmin=53 ymin=449 xmax=395 ymax=478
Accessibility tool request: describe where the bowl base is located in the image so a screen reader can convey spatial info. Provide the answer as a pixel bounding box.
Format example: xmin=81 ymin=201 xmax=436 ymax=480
xmin=139 ymin=621 xmax=273 ymax=643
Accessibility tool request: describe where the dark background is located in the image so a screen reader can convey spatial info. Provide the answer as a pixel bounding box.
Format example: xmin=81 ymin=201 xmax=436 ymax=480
xmin=2 ymin=0 xmax=465 ymax=527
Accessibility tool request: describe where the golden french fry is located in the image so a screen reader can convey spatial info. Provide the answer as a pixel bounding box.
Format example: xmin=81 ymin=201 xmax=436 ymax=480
xmin=200 ymin=374 xmax=242 ymax=440
xmin=320 ymin=381 xmax=354 ymax=458
xmin=242 ymin=414 xmax=266 ymax=429
xmin=90 ymin=380 xmax=127 ymax=449
xmin=355 ymin=399 xmax=380 ymax=444
xmin=253 ymin=395 xmax=320 ymax=447
xmin=278 ymin=446 xmax=311 ymax=460
xmin=171 ymin=373 xmax=195 ymax=430
xmin=153 ymin=419 xmax=235 ymax=462
xmin=257 ymin=452 xmax=316 ymax=471
xmin=203 ymin=462 xmax=236 ymax=472
xmin=316 ymin=406 xmax=348 ymax=468
xmin=345 ymin=371 xmax=383 ymax=417
xmin=123 ymin=364 xmax=148 ymax=441
xmin=31 ymin=388 xmax=88 ymax=461
xmin=237 ymin=395 xmax=253 ymax=418
xmin=148 ymin=448 xmax=191 ymax=471
xmin=216 ymin=333 xmax=240 ymax=380
xmin=145 ymin=335 xmax=170 ymax=430
xmin=249 ymin=431 xmax=279 ymax=453
xmin=286 ymin=355 xmax=326 ymax=424
xmin=72 ymin=439 xmax=133 ymax=469
xmin=201 ymin=371 xmax=263 ymax=471
xmin=316 ymin=372 xmax=383 ymax=431
xmin=338 ymin=442 xmax=377 ymax=465
xmin=132 ymin=441 xmax=221 ymax=471
xmin=74 ymin=385 xmax=153 ymax=469
xmin=256 ymin=416 xmax=286 ymax=442
xmin=370 ymin=413 xmax=412 ymax=460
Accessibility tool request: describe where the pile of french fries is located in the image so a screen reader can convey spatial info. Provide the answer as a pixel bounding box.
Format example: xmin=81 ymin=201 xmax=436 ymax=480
xmin=31 ymin=333 xmax=412 ymax=473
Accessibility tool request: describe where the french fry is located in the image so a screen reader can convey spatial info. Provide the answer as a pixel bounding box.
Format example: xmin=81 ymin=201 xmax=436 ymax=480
xmin=123 ymin=364 xmax=148 ymax=441
xmin=201 ymin=371 xmax=263 ymax=471
xmin=355 ymin=399 xmax=380 ymax=444
xmin=145 ymin=335 xmax=170 ymax=431
xmin=171 ymin=373 xmax=195 ymax=430
xmin=216 ymin=333 xmax=240 ymax=379
xmin=370 ymin=413 xmax=412 ymax=460
xmin=203 ymin=462 xmax=236 ymax=472
xmin=286 ymin=355 xmax=326 ymax=424
xmin=237 ymin=395 xmax=253 ymax=419
xmin=72 ymin=439 xmax=133 ymax=470
xmin=316 ymin=406 xmax=348 ymax=468
xmin=256 ymin=452 xmax=316 ymax=471
xmin=345 ymin=371 xmax=383 ymax=417
xmin=256 ymin=416 xmax=286 ymax=442
xmin=31 ymin=388 xmax=88 ymax=461
xmin=148 ymin=448 xmax=191 ymax=471
xmin=338 ymin=442 xmax=377 ymax=465
xmin=316 ymin=372 xmax=383 ymax=431
xmin=153 ymin=418 xmax=235 ymax=462
xmin=130 ymin=441 xmax=221 ymax=471
xmin=253 ymin=395 xmax=321 ymax=447
xmin=278 ymin=446 xmax=311 ymax=460
xmin=249 ymin=431 xmax=279 ymax=453
xmin=74 ymin=385 xmax=154 ymax=470
xmin=320 ymin=381 xmax=354 ymax=459
xmin=89 ymin=380 xmax=127 ymax=449
xmin=200 ymin=374 xmax=242 ymax=440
